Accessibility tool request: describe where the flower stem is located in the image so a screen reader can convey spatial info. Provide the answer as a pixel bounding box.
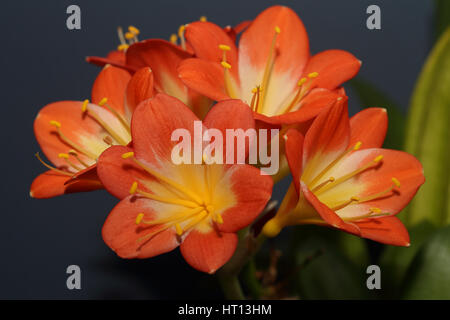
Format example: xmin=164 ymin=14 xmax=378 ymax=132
xmin=217 ymin=271 xmax=245 ymax=300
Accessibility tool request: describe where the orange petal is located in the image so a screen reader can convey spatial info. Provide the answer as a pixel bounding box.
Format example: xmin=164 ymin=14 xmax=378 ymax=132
xmin=355 ymin=216 xmax=410 ymax=246
xmin=132 ymin=93 xmax=201 ymax=163
xmin=180 ymin=230 xmax=237 ymax=274
xmin=238 ymin=6 xmax=309 ymax=108
xmin=185 ymin=21 xmax=238 ymax=67
xmin=91 ymin=65 xmax=131 ymax=117
xmin=302 ymin=97 xmax=350 ymax=181
xmin=30 ymin=170 xmax=102 ymax=199
xmin=349 ymin=108 xmax=387 ymax=149
xmin=102 ymin=196 xmax=180 ymax=259
xmin=203 ymin=99 xmax=255 ymax=163
xmin=284 ymin=129 xmax=304 ymax=193
xmin=34 ymin=101 xmax=117 ymax=167
xmin=302 ymin=50 xmax=361 ymax=90
xmin=324 ymin=148 xmax=425 ymax=219
xmin=219 ymin=165 xmax=273 ymax=233
xmin=125 ymin=67 xmax=154 ymax=121
xmin=253 ymin=88 xmax=341 ymax=125
xmin=178 ymin=58 xmax=229 ymax=101
xmin=126 ymin=40 xmax=191 ymax=104
xmin=97 ymin=145 xmax=156 ymax=199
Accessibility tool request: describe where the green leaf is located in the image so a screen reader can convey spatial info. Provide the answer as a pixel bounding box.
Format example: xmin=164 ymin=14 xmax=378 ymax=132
xmin=379 ymin=221 xmax=437 ymax=298
xmin=435 ymin=0 xmax=450 ymax=39
xmin=290 ymin=226 xmax=371 ymax=299
xmin=403 ymin=28 xmax=450 ymax=227
xmin=401 ymin=225 xmax=450 ymax=299
xmin=350 ymin=78 xmax=405 ymax=149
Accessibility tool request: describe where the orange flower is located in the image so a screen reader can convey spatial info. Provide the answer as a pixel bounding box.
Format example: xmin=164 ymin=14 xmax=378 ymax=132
xmin=262 ymin=98 xmax=425 ymax=246
xmin=178 ymin=5 xmax=361 ymax=125
xmin=97 ymin=94 xmax=273 ymax=273
xmin=30 ymin=66 xmax=153 ymax=198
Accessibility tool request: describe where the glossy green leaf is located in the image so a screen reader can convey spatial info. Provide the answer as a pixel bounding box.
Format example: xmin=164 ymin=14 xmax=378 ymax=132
xmin=435 ymin=0 xmax=450 ymax=39
xmin=350 ymin=78 xmax=405 ymax=149
xmin=402 ymin=225 xmax=450 ymax=299
xmin=379 ymin=221 xmax=437 ymax=298
xmin=290 ymin=226 xmax=371 ymax=299
xmin=403 ymin=28 xmax=450 ymax=227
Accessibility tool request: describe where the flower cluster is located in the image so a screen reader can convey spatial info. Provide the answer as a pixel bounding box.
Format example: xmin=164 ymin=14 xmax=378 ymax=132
xmin=31 ymin=6 xmax=424 ymax=274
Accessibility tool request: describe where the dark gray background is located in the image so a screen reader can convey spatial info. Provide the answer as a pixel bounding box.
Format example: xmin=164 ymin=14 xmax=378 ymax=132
xmin=0 ymin=0 xmax=433 ymax=299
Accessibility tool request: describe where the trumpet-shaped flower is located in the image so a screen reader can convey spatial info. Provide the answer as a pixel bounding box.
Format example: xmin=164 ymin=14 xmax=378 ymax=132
xmin=97 ymin=93 xmax=273 ymax=273
xmin=178 ymin=5 xmax=361 ymax=125
xmin=262 ymin=98 xmax=425 ymax=246
xmin=30 ymin=66 xmax=154 ymax=198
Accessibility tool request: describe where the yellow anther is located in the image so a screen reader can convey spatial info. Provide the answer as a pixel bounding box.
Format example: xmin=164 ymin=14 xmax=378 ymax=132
xmin=351 ymin=196 xmax=360 ymax=202
xmin=175 ymin=223 xmax=183 ymax=236
xmin=329 ymin=176 xmax=336 ymax=182
xmin=297 ymin=77 xmax=307 ymax=86
xmin=125 ymin=32 xmax=135 ymax=40
xmin=308 ymin=72 xmax=319 ymax=78
xmin=221 ymin=61 xmax=231 ymax=69
xmin=392 ymin=177 xmax=401 ymax=188
xmin=251 ymin=87 xmax=258 ymax=93
xmin=98 ymin=98 xmax=108 ymax=106
xmin=129 ymin=181 xmax=138 ymax=194
xmin=216 ymin=213 xmax=224 ymax=224
xmin=370 ymin=207 xmax=382 ymax=214
xmin=200 ymin=16 xmax=207 ymax=22
xmin=178 ymin=25 xmax=186 ymax=37
xmin=170 ymin=34 xmax=177 ymax=44
xmin=81 ymin=99 xmax=89 ymax=112
xmin=49 ymin=120 xmax=61 ymax=128
xmin=122 ymin=152 xmax=135 ymax=159
xmin=219 ymin=44 xmax=231 ymax=51
xmin=68 ymin=150 xmax=77 ymax=156
xmin=117 ymin=44 xmax=129 ymax=51
xmin=374 ymin=155 xmax=384 ymax=163
xmin=353 ymin=141 xmax=362 ymax=150
xmin=274 ymin=26 xmax=281 ymax=34
xmin=128 ymin=26 xmax=140 ymax=35
xmin=58 ymin=153 xmax=69 ymax=159
xmin=206 ymin=205 xmax=214 ymax=213
xmin=135 ymin=213 xmax=144 ymax=225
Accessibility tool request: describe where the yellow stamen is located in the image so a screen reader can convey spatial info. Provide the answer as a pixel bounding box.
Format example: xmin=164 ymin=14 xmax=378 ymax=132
xmin=81 ymin=103 xmax=128 ymax=146
xmin=117 ymin=26 xmax=126 ymax=45
xmin=315 ymin=154 xmax=384 ymax=195
xmin=98 ymin=98 xmax=108 ymax=106
xmin=68 ymin=150 xmax=89 ymax=168
xmin=178 ymin=25 xmax=186 ymax=50
xmin=278 ymin=72 xmax=320 ymax=115
xmin=392 ymin=177 xmax=401 ymax=187
xmin=117 ymin=44 xmax=129 ymax=51
xmin=175 ymin=223 xmax=183 ymax=236
xmin=125 ymin=32 xmax=135 ymax=40
xmin=219 ymin=44 xmax=231 ymax=51
xmin=129 ymin=181 xmax=138 ymax=194
xmin=309 ymin=141 xmax=362 ymax=189
xmin=257 ymin=26 xmax=281 ymax=113
xmin=215 ymin=213 xmax=224 ymax=224
xmin=136 ymin=189 xmax=199 ymax=208
xmin=128 ymin=26 xmax=140 ymax=35
xmin=331 ymin=196 xmax=360 ymax=211
xmin=121 ymin=152 xmax=204 ymax=205
xmin=221 ymin=61 xmax=231 ymax=69
xmin=35 ymin=152 xmax=72 ymax=176
xmin=170 ymin=34 xmax=178 ymax=44
xmin=135 ymin=213 xmax=144 ymax=225
xmin=58 ymin=153 xmax=81 ymax=171
xmin=308 ymin=72 xmax=319 ymax=78
xmin=297 ymin=77 xmax=307 ymax=86
xmin=49 ymin=121 xmax=97 ymax=159
xmin=311 ymin=176 xmax=335 ymax=193
xmin=199 ymin=16 xmax=207 ymax=22
xmin=81 ymin=99 xmax=89 ymax=112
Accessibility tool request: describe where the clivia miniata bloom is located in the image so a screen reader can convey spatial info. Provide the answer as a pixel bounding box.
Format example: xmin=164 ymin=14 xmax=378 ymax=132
xmin=97 ymin=93 xmax=273 ymax=273
xmin=262 ymin=98 xmax=425 ymax=246
xmin=178 ymin=5 xmax=361 ymax=125
xmin=30 ymin=66 xmax=153 ymax=198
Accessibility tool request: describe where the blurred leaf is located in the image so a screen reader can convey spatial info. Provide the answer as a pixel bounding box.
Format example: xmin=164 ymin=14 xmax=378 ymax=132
xmin=401 ymin=225 xmax=450 ymax=299
xmin=403 ymin=28 xmax=450 ymax=227
xmin=337 ymin=232 xmax=370 ymax=267
xmin=435 ymin=0 xmax=450 ymax=39
xmin=350 ymin=78 xmax=405 ymax=149
xmin=290 ymin=226 xmax=371 ymax=299
xmin=379 ymin=221 xmax=437 ymax=298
